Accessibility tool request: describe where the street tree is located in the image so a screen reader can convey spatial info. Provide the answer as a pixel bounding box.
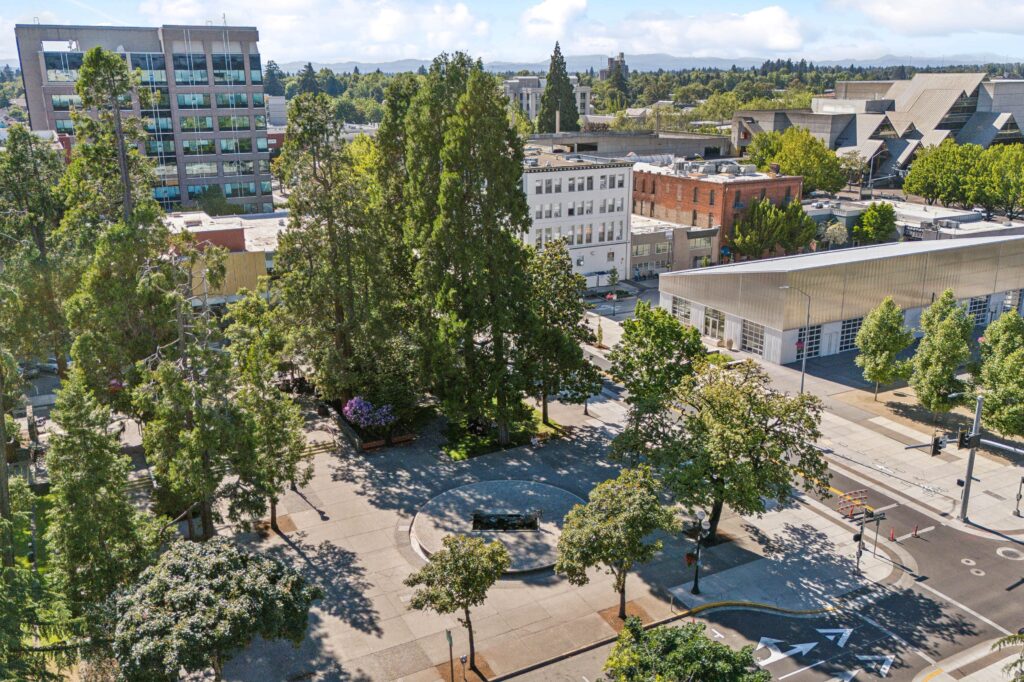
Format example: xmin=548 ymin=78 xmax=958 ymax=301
xmin=404 ymin=534 xmax=510 ymax=673
xmin=45 ymin=371 xmax=158 ymax=631
xmin=608 ymin=300 xmax=704 ymax=413
xmin=666 ymin=361 xmax=827 ymax=542
xmin=605 ymin=617 xmax=770 ymax=682
xmin=853 ymin=201 xmax=897 ymax=244
xmin=746 ymin=130 xmax=783 ymax=171
xmin=854 ymin=296 xmax=914 ymax=399
xmin=910 ymin=289 xmax=973 ymax=419
xmin=225 ymin=287 xmax=311 ymax=532
xmin=820 ymin=221 xmax=848 ymax=249
xmin=0 ymin=124 xmax=72 ymax=374
xmin=773 ymin=127 xmax=845 ymax=195
xmin=524 ymin=240 xmax=596 ymax=423
xmin=73 ymin=47 xmax=147 ymax=224
xmin=838 ymin=150 xmax=868 ymax=188
xmin=776 ymin=198 xmax=818 ymax=254
xmin=555 ymin=467 xmax=677 ymax=620
xmin=732 ymin=198 xmax=781 ymax=260
xmin=994 ymin=631 xmax=1024 ymax=681
xmin=113 ymin=538 xmax=321 ymax=682
xmin=410 ymin=64 xmax=535 ymax=445
xmin=978 ymin=310 xmax=1024 ymax=437
xmin=537 ymin=42 xmax=580 ymax=133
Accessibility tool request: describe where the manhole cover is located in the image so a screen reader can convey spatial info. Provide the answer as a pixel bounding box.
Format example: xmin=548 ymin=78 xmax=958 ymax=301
xmin=996 ymin=547 xmax=1024 ymax=561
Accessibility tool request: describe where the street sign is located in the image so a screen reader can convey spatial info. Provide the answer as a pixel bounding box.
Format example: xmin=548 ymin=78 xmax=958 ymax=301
xmin=445 ymin=629 xmax=452 ymax=646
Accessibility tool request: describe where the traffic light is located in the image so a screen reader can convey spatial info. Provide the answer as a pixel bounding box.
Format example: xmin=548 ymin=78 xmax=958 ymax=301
xmin=931 ymin=435 xmax=943 ymax=456
xmin=957 ymin=428 xmax=970 ymax=450
xmin=852 ymin=532 xmax=862 ymax=543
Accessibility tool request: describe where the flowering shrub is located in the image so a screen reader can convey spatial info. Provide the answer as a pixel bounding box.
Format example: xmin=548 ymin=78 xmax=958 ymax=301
xmin=342 ymin=396 xmax=397 ymax=435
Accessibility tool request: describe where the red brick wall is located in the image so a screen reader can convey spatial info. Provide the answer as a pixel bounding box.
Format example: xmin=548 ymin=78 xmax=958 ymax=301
xmin=632 ymin=171 xmax=804 ymax=240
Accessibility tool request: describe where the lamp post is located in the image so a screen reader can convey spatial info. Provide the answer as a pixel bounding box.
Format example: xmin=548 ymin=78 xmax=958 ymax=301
xmin=779 ymin=285 xmax=811 ymax=394
xmin=691 ymin=511 xmax=711 ymax=595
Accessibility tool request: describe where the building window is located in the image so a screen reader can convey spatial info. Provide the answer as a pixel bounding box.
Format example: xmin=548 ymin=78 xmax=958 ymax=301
xmin=585 ymin=225 xmax=593 ymax=243
xmin=631 ymin=243 xmax=650 ymax=257
xmin=671 ymin=296 xmax=691 ymax=324
xmin=216 ymin=93 xmax=248 ymax=108
xmin=220 ymin=138 xmax=253 ymax=154
xmin=734 ymin=190 xmax=742 ymax=207
xmin=181 ymin=139 xmax=216 ymax=155
xmin=535 ymin=180 xmax=543 ymax=195
xmin=784 ymin=187 xmax=792 ymax=204
xmin=568 ymin=177 xmax=575 ymax=192
xmin=180 ymin=115 xmax=214 ymax=133
xmin=554 ymin=178 xmax=562 ymax=193
xmin=212 ymin=53 xmax=246 ymax=85
xmin=260 ymin=180 xmax=272 ymax=194
xmin=796 ymin=325 xmax=822 ymax=360
xmin=153 ymin=185 xmax=181 ymax=202
xmin=249 ymin=53 xmax=263 ymax=84
xmin=545 ymin=179 xmax=552 ymax=193
xmin=704 ymin=307 xmax=725 ymax=340
xmin=689 ymin=236 xmax=712 ymax=250
xmin=44 ymin=51 xmax=84 ymax=82
xmin=130 ymin=53 xmax=166 ymax=85
xmin=173 ymin=54 xmax=208 ymax=85
xmin=222 ymin=160 xmax=255 ymax=176
xmin=177 ymin=93 xmax=211 ymax=109
xmin=55 ymin=119 xmax=75 ymax=134
xmin=839 ymin=317 xmax=863 ymax=352
xmin=600 ymin=175 xmax=607 ymax=190
xmin=693 ymin=186 xmax=698 ymax=202
xmin=741 ymin=320 xmax=765 ymax=356
xmin=145 ymin=116 xmax=173 ymax=133
xmin=691 ymin=209 xmax=698 ymax=225
xmin=587 ymin=176 xmax=594 ymax=190
xmin=709 ymin=189 xmax=715 ymax=206
xmin=187 ymin=184 xmax=211 ymax=200
xmin=51 ymin=94 xmax=82 ymax=111
xmin=146 ymin=139 xmax=175 ymax=156
xmin=186 ymin=161 xmax=218 ymax=177
xmin=618 ymin=173 xmax=625 ymax=188
xmin=655 ymin=242 xmax=670 ymax=254
xmin=967 ymin=296 xmax=989 ymax=325
xmin=224 ymin=181 xmax=257 ymax=198
xmin=607 ymin=251 xmax=615 ymax=262
xmin=218 ymin=115 xmax=250 ymax=131
xmin=252 ymin=93 xmax=266 ymax=107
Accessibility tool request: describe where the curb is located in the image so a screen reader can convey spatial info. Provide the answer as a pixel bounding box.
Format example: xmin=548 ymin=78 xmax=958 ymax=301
xmin=487 ymin=599 xmax=837 ymax=681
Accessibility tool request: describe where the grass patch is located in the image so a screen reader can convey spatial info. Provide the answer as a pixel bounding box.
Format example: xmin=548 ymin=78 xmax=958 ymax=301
xmin=442 ymin=407 xmax=560 ymax=461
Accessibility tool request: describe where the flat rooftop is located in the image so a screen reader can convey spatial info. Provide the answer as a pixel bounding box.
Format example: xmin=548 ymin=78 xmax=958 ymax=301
xmin=632 ymin=160 xmax=796 ymax=184
xmin=668 ymin=235 xmax=1024 ymax=275
xmin=165 ymin=211 xmax=288 ymax=253
xmin=523 ymin=148 xmax=632 ymax=170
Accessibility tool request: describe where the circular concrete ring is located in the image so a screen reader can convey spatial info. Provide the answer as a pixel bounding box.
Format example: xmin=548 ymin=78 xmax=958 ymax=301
xmin=410 ymin=480 xmax=585 ymax=573
xmin=996 ymin=547 xmax=1024 ymax=561
xmin=961 ymin=558 xmax=976 ymax=566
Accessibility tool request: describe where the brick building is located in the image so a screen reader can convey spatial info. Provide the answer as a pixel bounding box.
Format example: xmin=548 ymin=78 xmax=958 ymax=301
xmin=631 ymin=159 xmax=803 ymax=248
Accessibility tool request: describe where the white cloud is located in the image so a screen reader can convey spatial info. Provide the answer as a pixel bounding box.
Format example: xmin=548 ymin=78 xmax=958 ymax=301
xmin=563 ymin=6 xmax=805 ymax=59
xmin=134 ymin=0 xmax=491 ymax=64
xmin=844 ymin=0 xmax=1024 ymax=36
xmin=520 ymin=0 xmax=587 ymax=42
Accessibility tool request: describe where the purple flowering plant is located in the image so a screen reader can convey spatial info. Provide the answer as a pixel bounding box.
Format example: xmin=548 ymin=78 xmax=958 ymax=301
xmin=342 ymin=396 xmax=397 ymax=436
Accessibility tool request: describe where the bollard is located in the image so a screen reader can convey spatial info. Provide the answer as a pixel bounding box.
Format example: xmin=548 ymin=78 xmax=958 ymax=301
xmin=889 ymin=528 xmax=895 ymax=542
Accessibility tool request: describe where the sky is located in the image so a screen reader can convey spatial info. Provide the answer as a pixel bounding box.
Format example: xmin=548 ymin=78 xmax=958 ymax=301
xmin=3 ymin=0 xmax=1024 ymax=65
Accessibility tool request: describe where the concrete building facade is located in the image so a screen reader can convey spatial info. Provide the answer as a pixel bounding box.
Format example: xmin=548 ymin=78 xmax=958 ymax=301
xmin=659 ymin=236 xmax=1024 ymax=364
xmin=629 ymin=214 xmax=717 ymax=279
xmin=15 ymin=23 xmax=273 ymax=213
xmin=522 ymin=148 xmax=632 ymax=287
xmin=503 ymin=75 xmax=592 ymax=122
xmin=632 ymin=159 xmax=803 ymax=247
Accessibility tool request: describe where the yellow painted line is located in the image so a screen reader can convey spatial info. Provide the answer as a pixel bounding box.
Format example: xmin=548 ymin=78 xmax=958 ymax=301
xmin=920 ymin=668 xmax=944 ymax=681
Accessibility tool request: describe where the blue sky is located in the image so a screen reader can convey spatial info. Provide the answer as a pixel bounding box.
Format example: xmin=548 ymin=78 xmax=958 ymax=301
xmin=4 ymin=0 xmax=1024 ymax=64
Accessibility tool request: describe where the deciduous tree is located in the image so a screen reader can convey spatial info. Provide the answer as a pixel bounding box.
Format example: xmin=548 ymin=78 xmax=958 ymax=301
xmin=772 ymin=127 xmax=844 ymax=195
xmin=113 ymin=538 xmax=321 ymax=682
xmin=855 ymin=296 xmax=914 ymax=399
xmin=978 ymin=310 xmax=1024 ymax=437
xmin=605 ymin=617 xmax=771 ymax=682
xmin=404 ymin=535 xmax=509 ymax=673
xmin=910 ymin=289 xmax=973 ymax=418
xmin=854 ymin=201 xmax=897 ymax=244
xmin=555 ymin=467 xmax=676 ymax=619
xmin=732 ymin=198 xmax=781 ymax=260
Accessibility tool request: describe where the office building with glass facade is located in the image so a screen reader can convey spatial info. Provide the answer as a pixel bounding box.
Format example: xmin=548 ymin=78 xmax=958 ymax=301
xmin=659 ymin=236 xmax=1024 ymax=364
xmin=15 ymin=23 xmax=273 ymax=213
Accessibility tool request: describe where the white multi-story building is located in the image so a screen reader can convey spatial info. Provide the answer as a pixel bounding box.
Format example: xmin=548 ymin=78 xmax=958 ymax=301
xmin=522 ymin=149 xmax=632 ymax=287
xmin=504 ymin=75 xmax=593 ymax=122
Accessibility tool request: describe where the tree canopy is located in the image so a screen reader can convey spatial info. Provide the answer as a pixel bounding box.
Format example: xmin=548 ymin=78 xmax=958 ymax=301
xmin=854 ymin=202 xmax=897 ymax=244
xmin=910 ymin=289 xmax=973 ymax=417
xmin=537 ymin=42 xmax=581 ymax=133
xmin=855 ymin=297 xmax=914 ymax=398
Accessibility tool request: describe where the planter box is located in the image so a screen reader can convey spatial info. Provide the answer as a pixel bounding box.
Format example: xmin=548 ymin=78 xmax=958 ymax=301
xmin=334 ymin=411 xmax=415 ymax=452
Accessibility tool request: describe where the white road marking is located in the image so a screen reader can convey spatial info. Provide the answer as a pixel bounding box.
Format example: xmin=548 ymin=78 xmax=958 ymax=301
xmin=855 ymin=654 xmax=895 ymax=677
xmin=911 ymin=579 xmax=1012 ymax=636
xmin=756 ymin=638 xmax=819 ymax=667
xmin=856 ymin=613 xmax=937 ymax=665
xmin=817 ymin=627 xmax=854 ymax=648
xmin=710 ymin=627 xmax=725 ymax=639
xmin=827 ymin=671 xmax=859 ymax=682
xmin=896 ymin=525 xmax=935 ymax=542
xmin=778 ymin=655 xmax=827 ymax=675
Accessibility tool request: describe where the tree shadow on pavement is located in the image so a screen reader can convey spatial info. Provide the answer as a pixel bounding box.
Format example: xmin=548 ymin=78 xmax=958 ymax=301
xmin=266 ymin=532 xmax=383 ymax=637
xmin=224 ymin=610 xmax=375 ymax=682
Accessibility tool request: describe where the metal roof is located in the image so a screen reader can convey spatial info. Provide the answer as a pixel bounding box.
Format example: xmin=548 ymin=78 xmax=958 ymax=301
xmin=667 ymin=235 xmax=1024 ymax=275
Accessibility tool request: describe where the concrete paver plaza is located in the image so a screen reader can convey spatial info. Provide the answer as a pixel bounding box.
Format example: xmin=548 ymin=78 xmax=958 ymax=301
xmin=222 ymin=393 xmax=912 ymax=682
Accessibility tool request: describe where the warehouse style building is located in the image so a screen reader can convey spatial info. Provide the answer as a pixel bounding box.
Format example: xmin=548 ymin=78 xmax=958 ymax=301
xmin=15 ymin=23 xmax=272 ymax=213
xmin=659 ymin=236 xmax=1024 ymax=364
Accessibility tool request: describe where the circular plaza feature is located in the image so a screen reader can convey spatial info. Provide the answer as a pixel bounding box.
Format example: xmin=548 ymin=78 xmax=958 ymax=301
xmin=410 ymin=480 xmax=584 ymax=573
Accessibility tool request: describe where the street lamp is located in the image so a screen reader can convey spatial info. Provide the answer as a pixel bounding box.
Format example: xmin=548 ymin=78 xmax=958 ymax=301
xmin=691 ymin=511 xmax=711 ymax=595
xmin=779 ymin=285 xmax=811 ymax=394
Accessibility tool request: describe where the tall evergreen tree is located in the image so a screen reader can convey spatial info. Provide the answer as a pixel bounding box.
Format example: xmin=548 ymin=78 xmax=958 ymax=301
xmin=263 ymin=60 xmax=285 ymax=96
xmin=537 ymin=42 xmax=580 ymax=133
xmin=420 ymin=69 xmax=534 ymax=444
xmin=297 ymin=63 xmax=319 ymax=94
xmin=731 ymin=198 xmax=780 ymax=260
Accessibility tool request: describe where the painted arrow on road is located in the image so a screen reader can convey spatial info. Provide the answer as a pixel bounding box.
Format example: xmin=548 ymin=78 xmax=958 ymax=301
xmin=755 ymin=637 xmax=819 ymax=666
xmin=827 ymin=672 xmax=859 ymax=682
xmin=855 ymin=654 xmax=895 ymax=676
xmin=817 ymin=628 xmax=854 ymax=648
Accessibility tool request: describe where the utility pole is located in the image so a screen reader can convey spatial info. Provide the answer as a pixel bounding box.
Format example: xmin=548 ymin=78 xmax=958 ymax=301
xmin=959 ymin=395 xmax=983 ymax=522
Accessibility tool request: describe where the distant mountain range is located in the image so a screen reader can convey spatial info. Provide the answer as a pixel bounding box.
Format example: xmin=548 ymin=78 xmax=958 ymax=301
xmin=274 ymin=52 xmax=1023 ymax=75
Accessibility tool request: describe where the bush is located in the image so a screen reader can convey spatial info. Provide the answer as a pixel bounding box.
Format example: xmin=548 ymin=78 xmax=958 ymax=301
xmin=342 ymin=396 xmax=396 ymax=437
